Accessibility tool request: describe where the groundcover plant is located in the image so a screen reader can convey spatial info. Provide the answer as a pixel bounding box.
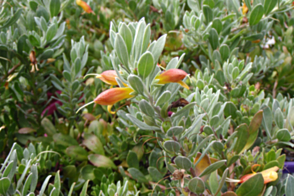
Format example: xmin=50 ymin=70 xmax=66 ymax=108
xmin=1 ymin=0 xmax=294 ymax=195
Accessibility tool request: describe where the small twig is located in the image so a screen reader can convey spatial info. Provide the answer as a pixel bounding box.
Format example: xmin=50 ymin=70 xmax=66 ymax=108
xmin=0 ymin=62 xmax=21 ymax=82
xmin=273 ymin=79 xmax=278 ymax=98
xmin=231 ymin=23 xmax=249 ymax=33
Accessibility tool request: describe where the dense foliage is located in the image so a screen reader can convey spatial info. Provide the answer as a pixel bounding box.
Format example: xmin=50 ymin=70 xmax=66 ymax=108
xmin=1 ymin=0 xmax=294 ymax=195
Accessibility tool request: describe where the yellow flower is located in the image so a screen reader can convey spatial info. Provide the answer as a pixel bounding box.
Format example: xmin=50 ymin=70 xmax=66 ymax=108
xmin=76 ymin=0 xmax=94 ymax=14
xmin=155 ymin=69 xmax=189 ymax=89
xmin=239 ymin=166 xmax=279 ymax=184
xmin=94 ymin=87 xmax=134 ymax=114
xmin=242 ymin=3 xmax=248 ymax=15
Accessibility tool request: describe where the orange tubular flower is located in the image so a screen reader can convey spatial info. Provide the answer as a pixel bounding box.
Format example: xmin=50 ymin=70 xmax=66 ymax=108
xmin=76 ymin=87 xmax=134 ymax=114
xmin=155 ymin=69 xmax=189 ymax=89
xmin=242 ymin=3 xmax=248 ymax=15
xmin=96 ymin=70 xmax=118 ymax=86
xmin=94 ymin=87 xmax=134 ymax=114
xmin=76 ymin=0 xmax=94 ymax=14
xmin=239 ymin=166 xmax=279 ymax=184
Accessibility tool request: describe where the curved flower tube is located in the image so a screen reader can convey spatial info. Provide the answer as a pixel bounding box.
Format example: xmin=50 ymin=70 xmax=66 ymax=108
xmin=227 ymin=166 xmax=279 ymax=184
xmin=96 ymin=70 xmax=118 ymax=86
xmin=76 ymin=0 xmax=94 ymax=13
xmin=94 ymin=87 xmax=134 ymax=114
xmin=84 ymin=70 xmax=125 ymax=87
xmin=155 ymin=69 xmax=189 ymax=89
xmin=239 ymin=166 xmax=279 ymax=184
xmin=76 ymin=87 xmax=134 ymax=114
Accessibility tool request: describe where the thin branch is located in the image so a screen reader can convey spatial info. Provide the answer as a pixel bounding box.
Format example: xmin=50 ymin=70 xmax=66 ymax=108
xmin=0 ymin=62 xmax=21 ymax=82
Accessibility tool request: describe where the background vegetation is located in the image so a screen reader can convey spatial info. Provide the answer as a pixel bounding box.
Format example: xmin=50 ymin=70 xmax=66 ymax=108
xmin=0 ymin=0 xmax=294 ymax=195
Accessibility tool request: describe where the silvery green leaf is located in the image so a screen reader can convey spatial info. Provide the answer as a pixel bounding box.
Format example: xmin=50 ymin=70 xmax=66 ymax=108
xmin=128 ymin=168 xmax=148 ymax=183
xmin=50 ymin=0 xmax=60 ymax=17
xmin=128 ymin=74 xmax=144 ymax=95
xmin=274 ymin=108 xmax=284 ymax=129
xmin=0 ymin=177 xmax=10 ymax=195
xmin=166 ymin=126 xmax=184 ymax=137
xmin=212 ymin=19 xmax=223 ymax=34
xmin=142 ymin=24 xmax=151 ymax=53
xmin=30 ymin=164 xmax=38 ymax=192
xmin=156 ymin=90 xmax=171 ymax=106
xmin=188 ymin=177 xmax=205 ymax=194
xmin=241 ymin=73 xmax=253 ymax=84
xmin=203 ymin=5 xmax=213 ymax=24
xmin=214 ymin=168 xmax=229 ymax=196
xmin=22 ymin=173 xmax=33 ymax=196
xmin=127 ymin=151 xmax=139 ymax=169
xmin=126 ymin=114 xmax=160 ymax=131
xmin=131 ymin=19 xmax=146 ymax=62
xmin=212 ymin=50 xmax=222 ymax=65
xmin=264 ymin=0 xmax=277 ymax=15
xmin=182 ymin=113 xmax=206 ymax=141
xmin=148 ymin=34 xmax=166 ymax=63
xmin=249 ymin=4 xmax=264 ymax=26
xmin=166 ymin=53 xmax=185 ymax=70
xmin=188 ymin=134 xmax=214 ymax=159
xmin=46 ymin=24 xmax=57 ymax=42
xmin=187 ymin=0 xmax=200 ymax=12
xmin=115 ymin=34 xmax=129 ymax=67
xmin=210 ymin=115 xmax=220 ymax=128
xmin=208 ymin=28 xmax=219 ymax=50
xmin=148 ymin=167 xmax=163 ymax=182
xmin=119 ymin=23 xmax=133 ymax=55
xmin=277 ymin=129 xmax=291 ymax=142
xmin=231 ymin=67 xmax=239 ymax=80
xmin=139 ymin=100 xmax=154 ymax=117
xmin=172 ymin=103 xmax=195 ymax=122
xmin=199 ymin=160 xmax=226 ymax=177
xmin=163 ymin=140 xmax=181 ymax=153
xmin=194 ymin=141 xmax=215 ymax=167
xmin=38 ymin=175 xmax=52 ymax=196
xmin=286 ymin=174 xmax=294 ymax=196
xmin=219 ymin=44 xmax=230 ymax=61
xmin=174 ymin=156 xmax=192 ymax=170
xmin=137 ymin=51 xmax=154 ymax=79
xmin=200 ymin=98 xmax=209 ymax=112
xmin=261 ymin=105 xmax=273 ymax=138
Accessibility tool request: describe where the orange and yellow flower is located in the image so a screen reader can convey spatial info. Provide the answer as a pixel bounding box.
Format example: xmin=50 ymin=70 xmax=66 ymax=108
xmin=242 ymin=3 xmax=248 ymax=15
xmin=94 ymin=87 xmax=134 ymax=114
xmin=76 ymin=0 xmax=94 ymax=14
xmin=155 ymin=69 xmax=189 ymax=89
xmin=96 ymin=70 xmax=118 ymax=86
xmin=239 ymin=166 xmax=279 ymax=184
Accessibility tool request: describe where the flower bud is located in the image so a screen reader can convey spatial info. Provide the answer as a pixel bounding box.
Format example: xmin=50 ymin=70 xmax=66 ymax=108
xmin=76 ymin=0 xmax=94 ymax=13
xmin=96 ymin=70 xmax=118 ymax=86
xmin=155 ymin=69 xmax=189 ymax=89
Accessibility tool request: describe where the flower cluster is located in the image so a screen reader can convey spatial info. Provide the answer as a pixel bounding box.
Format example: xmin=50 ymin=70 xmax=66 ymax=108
xmin=77 ymin=69 xmax=189 ymax=114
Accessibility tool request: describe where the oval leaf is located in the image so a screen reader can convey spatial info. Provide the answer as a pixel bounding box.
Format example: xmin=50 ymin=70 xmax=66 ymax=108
xmin=236 ymin=173 xmax=264 ymax=196
xmin=249 ymin=4 xmax=264 ymax=26
xmin=137 ymin=51 xmax=154 ymax=79
xmin=88 ymin=154 xmax=117 ymax=169
xmin=188 ymin=177 xmax=205 ymax=194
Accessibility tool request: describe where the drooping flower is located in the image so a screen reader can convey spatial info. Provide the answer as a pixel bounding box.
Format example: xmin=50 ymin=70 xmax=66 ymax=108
xmin=155 ymin=69 xmax=189 ymax=89
xmin=226 ymin=166 xmax=279 ymax=185
xmin=76 ymin=0 xmax=94 ymax=14
xmin=94 ymin=87 xmax=134 ymax=114
xmin=242 ymin=3 xmax=248 ymax=15
xmin=77 ymin=87 xmax=134 ymax=114
xmin=239 ymin=166 xmax=279 ymax=184
xmin=85 ymin=70 xmax=123 ymax=87
xmin=96 ymin=70 xmax=118 ymax=86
